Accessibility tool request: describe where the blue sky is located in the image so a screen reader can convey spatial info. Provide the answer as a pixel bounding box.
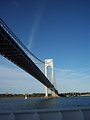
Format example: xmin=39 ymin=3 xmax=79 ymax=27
xmin=0 ymin=0 xmax=90 ymax=93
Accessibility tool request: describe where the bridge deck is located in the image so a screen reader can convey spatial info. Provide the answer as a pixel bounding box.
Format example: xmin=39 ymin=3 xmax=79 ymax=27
xmin=0 ymin=19 xmax=58 ymax=94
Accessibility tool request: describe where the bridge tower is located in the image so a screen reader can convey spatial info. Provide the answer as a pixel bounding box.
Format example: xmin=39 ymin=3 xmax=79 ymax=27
xmin=45 ymin=59 xmax=56 ymax=97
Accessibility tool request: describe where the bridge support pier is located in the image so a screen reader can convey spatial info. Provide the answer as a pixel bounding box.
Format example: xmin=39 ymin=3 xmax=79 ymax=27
xmin=45 ymin=59 xmax=56 ymax=97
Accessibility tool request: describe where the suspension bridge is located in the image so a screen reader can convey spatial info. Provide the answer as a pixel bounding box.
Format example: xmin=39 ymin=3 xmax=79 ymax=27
xmin=0 ymin=18 xmax=58 ymax=96
xmin=0 ymin=18 xmax=90 ymax=120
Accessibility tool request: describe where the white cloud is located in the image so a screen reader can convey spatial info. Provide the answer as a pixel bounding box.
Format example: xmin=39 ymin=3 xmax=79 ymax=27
xmin=27 ymin=1 xmax=46 ymax=51
xmin=0 ymin=64 xmax=45 ymax=93
xmin=0 ymin=55 xmax=45 ymax=93
xmin=54 ymin=68 xmax=90 ymax=93
xmin=0 ymin=65 xmax=27 ymax=78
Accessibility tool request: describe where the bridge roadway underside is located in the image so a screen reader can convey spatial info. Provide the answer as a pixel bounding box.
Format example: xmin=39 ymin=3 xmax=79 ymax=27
xmin=0 ymin=26 xmax=58 ymax=95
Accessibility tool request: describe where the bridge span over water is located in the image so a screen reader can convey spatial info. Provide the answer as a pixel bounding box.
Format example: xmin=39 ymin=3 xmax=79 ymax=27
xmin=0 ymin=18 xmax=58 ymax=95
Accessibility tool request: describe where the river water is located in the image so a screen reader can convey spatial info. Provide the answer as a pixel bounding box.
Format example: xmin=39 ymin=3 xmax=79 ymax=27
xmin=0 ymin=96 xmax=90 ymax=111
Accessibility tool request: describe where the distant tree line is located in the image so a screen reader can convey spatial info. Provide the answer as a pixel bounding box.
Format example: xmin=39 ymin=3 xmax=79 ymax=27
xmin=59 ymin=92 xmax=90 ymax=97
xmin=0 ymin=92 xmax=90 ymax=98
xmin=0 ymin=93 xmax=45 ymax=98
